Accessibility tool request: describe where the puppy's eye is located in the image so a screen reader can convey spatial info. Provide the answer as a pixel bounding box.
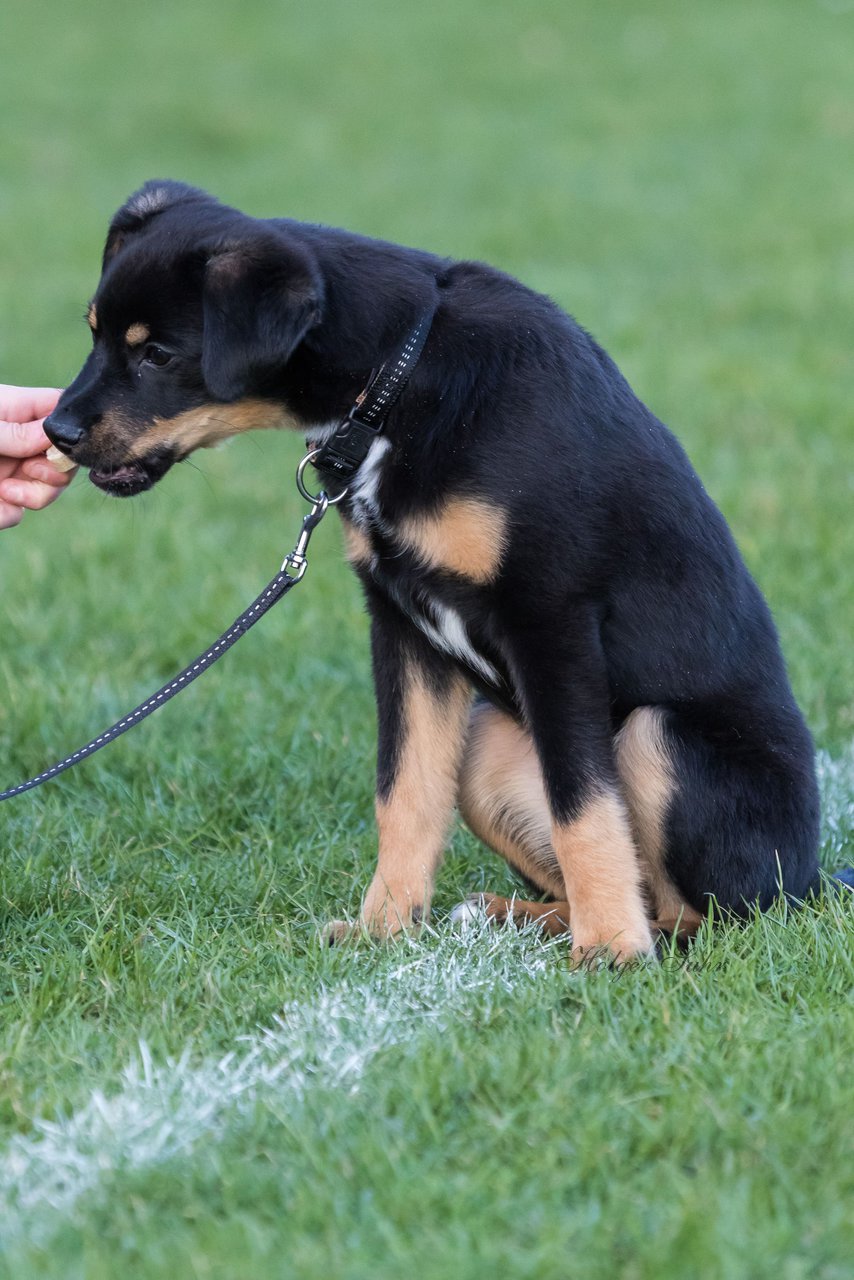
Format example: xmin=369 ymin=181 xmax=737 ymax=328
xmin=143 ymin=344 xmax=173 ymax=368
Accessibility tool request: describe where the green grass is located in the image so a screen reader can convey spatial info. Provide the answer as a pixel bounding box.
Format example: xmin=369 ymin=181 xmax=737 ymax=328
xmin=1 ymin=0 xmax=854 ymax=1275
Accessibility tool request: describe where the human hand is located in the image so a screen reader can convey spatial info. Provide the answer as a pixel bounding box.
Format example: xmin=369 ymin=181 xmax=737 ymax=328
xmin=0 ymin=385 xmax=75 ymax=530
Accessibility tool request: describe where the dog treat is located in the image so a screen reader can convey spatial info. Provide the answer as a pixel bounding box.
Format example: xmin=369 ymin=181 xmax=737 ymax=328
xmin=44 ymin=445 xmax=77 ymax=473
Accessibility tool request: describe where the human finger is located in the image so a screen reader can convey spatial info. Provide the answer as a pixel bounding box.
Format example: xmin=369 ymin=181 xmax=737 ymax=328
xmin=0 ymin=496 xmax=25 ymax=529
xmin=0 ymin=419 xmax=52 ymax=459
xmin=0 ymin=385 xmax=62 ymax=425
xmin=17 ymin=455 xmax=78 ymax=487
xmin=0 ymin=476 xmax=65 ymax=512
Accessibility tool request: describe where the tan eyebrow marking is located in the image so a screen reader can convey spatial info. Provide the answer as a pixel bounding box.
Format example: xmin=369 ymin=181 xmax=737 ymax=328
xmin=125 ymin=322 xmax=150 ymax=347
xmin=87 ymin=302 xmax=98 ymax=331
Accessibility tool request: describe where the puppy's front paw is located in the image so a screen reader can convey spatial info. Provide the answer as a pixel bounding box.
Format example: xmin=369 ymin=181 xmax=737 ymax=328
xmin=570 ymin=932 xmax=656 ymax=969
xmin=360 ymin=878 xmax=425 ymax=938
xmin=320 ymin=903 xmax=425 ymax=947
xmin=320 ymin=919 xmax=358 ymax=947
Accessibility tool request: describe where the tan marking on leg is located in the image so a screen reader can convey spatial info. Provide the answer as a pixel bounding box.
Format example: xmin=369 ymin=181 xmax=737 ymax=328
xmin=553 ymin=791 xmax=654 ymax=964
xmin=340 ymin=516 xmax=372 ymax=568
xmin=458 ymin=703 xmax=563 ymax=897
xmin=615 ymin=707 xmax=702 ymax=932
xmin=127 ymin=399 xmax=301 ymax=459
xmin=397 ymin=497 xmax=508 ymax=583
xmin=363 ymin=671 xmax=471 ymax=936
xmin=87 ymin=302 xmax=98 ymax=332
xmin=478 ymin=894 xmax=571 ymax=936
xmin=125 ymin=322 xmax=150 ymax=347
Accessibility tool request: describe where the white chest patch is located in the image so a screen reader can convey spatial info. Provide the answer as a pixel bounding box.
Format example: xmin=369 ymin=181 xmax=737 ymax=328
xmin=349 ymin=437 xmax=391 ymax=526
xmin=408 ymin=598 xmax=500 ymax=686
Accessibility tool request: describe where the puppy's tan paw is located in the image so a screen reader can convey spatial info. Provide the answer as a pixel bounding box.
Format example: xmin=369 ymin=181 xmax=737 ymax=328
xmin=320 ymin=909 xmax=424 ymax=947
xmin=452 ymin=894 xmax=572 ymax=938
xmin=320 ymin=919 xmax=358 ymax=947
xmin=360 ymin=885 xmax=424 ymax=938
xmin=361 ymin=909 xmax=424 ymax=941
xmin=570 ymin=933 xmax=656 ymax=969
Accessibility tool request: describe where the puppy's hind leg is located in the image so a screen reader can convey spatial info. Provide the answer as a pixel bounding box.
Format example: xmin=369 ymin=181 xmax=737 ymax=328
xmin=456 ymin=702 xmax=572 ymax=936
xmin=614 ymin=707 xmax=703 ymax=944
xmin=648 ymin=705 xmax=821 ymax=919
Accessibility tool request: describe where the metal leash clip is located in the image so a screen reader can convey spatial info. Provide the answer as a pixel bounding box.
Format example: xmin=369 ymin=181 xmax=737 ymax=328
xmin=281 ymin=450 xmax=349 ymax=579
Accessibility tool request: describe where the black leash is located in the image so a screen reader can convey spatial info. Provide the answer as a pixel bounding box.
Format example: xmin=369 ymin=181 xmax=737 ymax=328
xmin=0 ymin=506 xmax=319 ymax=803
xmin=0 ymin=307 xmax=434 ymax=804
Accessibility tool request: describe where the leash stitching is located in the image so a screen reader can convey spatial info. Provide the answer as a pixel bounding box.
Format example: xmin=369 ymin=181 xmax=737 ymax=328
xmin=0 ymin=570 xmax=300 ymax=802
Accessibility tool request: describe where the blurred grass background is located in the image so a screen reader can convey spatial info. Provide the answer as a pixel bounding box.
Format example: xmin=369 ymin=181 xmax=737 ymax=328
xmin=1 ymin=1 xmax=853 ymax=1275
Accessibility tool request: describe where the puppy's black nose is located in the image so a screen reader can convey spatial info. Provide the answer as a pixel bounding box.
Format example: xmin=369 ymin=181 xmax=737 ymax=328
xmin=43 ymin=409 xmax=86 ymax=448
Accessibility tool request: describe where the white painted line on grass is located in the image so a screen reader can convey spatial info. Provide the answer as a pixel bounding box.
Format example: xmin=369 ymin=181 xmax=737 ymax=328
xmin=0 ymin=928 xmax=554 ymax=1246
xmin=1 ymin=746 xmax=850 ymax=1249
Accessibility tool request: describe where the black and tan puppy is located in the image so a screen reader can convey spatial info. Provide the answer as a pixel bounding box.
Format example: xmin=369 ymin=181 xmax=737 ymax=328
xmin=46 ymin=179 xmax=824 ymax=964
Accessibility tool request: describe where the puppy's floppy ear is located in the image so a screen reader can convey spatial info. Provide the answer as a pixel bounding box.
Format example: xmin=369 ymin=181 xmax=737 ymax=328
xmin=104 ymin=180 xmax=210 ymax=268
xmin=201 ymin=229 xmax=323 ymax=401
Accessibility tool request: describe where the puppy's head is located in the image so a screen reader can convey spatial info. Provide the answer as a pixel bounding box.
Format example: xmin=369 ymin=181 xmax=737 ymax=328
xmin=45 ymin=181 xmax=323 ymax=496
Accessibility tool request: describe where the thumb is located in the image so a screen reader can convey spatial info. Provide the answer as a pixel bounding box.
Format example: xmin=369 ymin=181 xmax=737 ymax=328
xmin=0 ymin=419 xmax=51 ymax=458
